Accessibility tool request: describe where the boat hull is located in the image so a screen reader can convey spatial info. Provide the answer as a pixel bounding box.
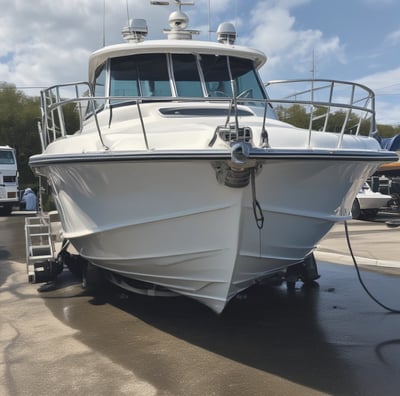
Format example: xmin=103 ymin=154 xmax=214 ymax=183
xmin=37 ymin=155 xmax=379 ymax=312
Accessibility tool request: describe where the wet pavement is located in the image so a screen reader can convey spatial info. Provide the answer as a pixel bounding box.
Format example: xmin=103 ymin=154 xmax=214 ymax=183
xmin=1 ymin=212 xmax=400 ymax=395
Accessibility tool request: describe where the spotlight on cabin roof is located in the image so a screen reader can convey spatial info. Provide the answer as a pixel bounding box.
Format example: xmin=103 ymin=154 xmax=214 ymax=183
xmin=216 ymin=22 xmax=236 ymax=45
xmin=122 ymin=19 xmax=148 ymax=43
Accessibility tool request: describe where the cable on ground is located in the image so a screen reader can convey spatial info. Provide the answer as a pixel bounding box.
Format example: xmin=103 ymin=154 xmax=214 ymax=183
xmin=344 ymin=220 xmax=400 ymax=313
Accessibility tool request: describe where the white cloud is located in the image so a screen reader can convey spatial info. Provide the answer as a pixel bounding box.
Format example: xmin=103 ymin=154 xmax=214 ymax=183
xmin=375 ymin=100 xmax=400 ymax=125
xmin=197 ymin=0 xmax=232 ymax=14
xmin=0 ymin=0 xmax=344 ymax=89
xmin=238 ymin=2 xmax=345 ymax=80
xmin=0 ymin=0 xmax=171 ymax=91
xmin=1 ymin=0 xmax=398 ymax=125
xmin=385 ymin=29 xmax=400 ymax=46
xmin=356 ymin=68 xmax=400 ymax=125
xmin=357 ymin=67 xmax=400 ymax=92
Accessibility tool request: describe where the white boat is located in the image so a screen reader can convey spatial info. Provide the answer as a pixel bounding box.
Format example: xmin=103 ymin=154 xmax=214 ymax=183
xmin=29 ymin=1 xmax=398 ymax=313
xmin=352 ymin=182 xmax=391 ymax=219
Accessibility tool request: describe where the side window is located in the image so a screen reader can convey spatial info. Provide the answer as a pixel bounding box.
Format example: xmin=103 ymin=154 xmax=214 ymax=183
xmin=110 ymin=54 xmax=171 ymax=101
xmin=229 ymin=57 xmax=266 ymax=101
xmin=87 ymin=64 xmax=107 ymax=116
xmin=172 ymin=54 xmax=203 ymax=97
xmin=94 ymin=65 xmax=107 ymax=98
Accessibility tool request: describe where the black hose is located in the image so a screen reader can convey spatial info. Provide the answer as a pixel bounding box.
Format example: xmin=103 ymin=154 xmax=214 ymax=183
xmin=344 ymin=220 xmax=400 ymax=313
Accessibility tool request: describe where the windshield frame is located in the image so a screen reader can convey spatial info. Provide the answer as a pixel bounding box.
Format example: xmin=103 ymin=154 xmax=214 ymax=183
xmin=101 ymin=52 xmax=267 ymax=104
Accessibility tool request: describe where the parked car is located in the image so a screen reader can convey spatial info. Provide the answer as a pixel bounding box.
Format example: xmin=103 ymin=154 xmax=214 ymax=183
xmin=352 ymin=182 xmax=391 ymax=219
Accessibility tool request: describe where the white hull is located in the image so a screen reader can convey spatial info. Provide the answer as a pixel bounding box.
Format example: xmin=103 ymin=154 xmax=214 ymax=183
xmin=357 ymin=184 xmax=391 ymax=210
xmin=42 ymin=157 xmax=376 ymax=312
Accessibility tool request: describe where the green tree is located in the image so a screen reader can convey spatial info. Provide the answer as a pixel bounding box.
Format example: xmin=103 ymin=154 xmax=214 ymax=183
xmin=377 ymin=124 xmax=400 ymax=138
xmin=275 ymin=104 xmax=309 ymax=128
xmin=0 ymin=82 xmax=41 ymax=186
xmin=275 ymin=103 xmax=400 ymax=138
xmin=0 ymin=82 xmax=80 ymax=190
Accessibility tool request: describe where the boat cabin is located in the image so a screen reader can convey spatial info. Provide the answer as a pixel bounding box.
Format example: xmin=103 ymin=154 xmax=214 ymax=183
xmin=94 ymin=52 xmax=266 ymax=101
xmin=87 ymin=11 xmax=268 ymax=110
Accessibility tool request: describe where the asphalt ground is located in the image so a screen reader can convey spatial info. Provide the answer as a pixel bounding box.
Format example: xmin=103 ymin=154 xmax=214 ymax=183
xmin=1 ymin=211 xmax=400 ymax=396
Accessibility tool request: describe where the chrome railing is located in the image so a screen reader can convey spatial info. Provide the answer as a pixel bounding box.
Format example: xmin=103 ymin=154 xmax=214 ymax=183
xmin=39 ymin=79 xmax=377 ymax=152
xmin=40 ymin=82 xmax=93 ymax=149
xmin=39 ymin=82 xmax=273 ymax=151
xmin=265 ymin=79 xmax=376 ymax=148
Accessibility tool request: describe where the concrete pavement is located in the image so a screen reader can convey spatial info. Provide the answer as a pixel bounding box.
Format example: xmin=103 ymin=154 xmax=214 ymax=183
xmin=315 ymin=214 xmax=400 ymax=270
xmin=2 ymin=212 xmax=400 ymax=395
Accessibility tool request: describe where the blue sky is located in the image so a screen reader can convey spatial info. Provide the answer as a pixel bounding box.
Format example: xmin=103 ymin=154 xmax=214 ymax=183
xmin=1 ymin=0 xmax=399 ymax=124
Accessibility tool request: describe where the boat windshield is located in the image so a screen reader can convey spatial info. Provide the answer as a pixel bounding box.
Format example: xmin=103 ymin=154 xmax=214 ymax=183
xmin=110 ymin=54 xmax=172 ymax=98
xmin=107 ymin=53 xmax=267 ymax=103
xmin=201 ymin=54 xmax=265 ymax=100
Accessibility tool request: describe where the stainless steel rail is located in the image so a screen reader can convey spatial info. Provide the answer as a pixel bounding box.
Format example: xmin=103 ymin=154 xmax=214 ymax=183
xmin=265 ymin=79 xmax=376 ymax=148
xmin=38 ymin=79 xmax=377 ymax=152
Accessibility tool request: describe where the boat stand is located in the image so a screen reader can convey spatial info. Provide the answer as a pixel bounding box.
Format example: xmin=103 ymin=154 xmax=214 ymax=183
xmin=285 ymin=253 xmax=320 ymax=289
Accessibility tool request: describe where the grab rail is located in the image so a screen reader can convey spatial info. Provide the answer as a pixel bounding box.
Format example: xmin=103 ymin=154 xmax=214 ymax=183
xmin=39 ymin=83 xmax=272 ymax=151
xmin=265 ymin=79 xmax=376 ymax=148
xmin=38 ymin=79 xmax=377 ymax=152
xmin=40 ymin=82 xmax=109 ymax=150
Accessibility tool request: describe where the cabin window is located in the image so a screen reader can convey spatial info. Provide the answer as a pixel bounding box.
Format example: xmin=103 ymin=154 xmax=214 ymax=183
xmin=200 ymin=55 xmax=266 ymax=101
xmin=110 ymin=57 xmax=139 ymax=97
xmin=94 ymin=65 xmax=107 ymax=98
xmin=89 ymin=64 xmax=107 ymax=114
xmin=105 ymin=52 xmax=268 ymax=109
xmin=201 ymin=55 xmax=232 ymax=97
xmin=171 ymin=54 xmax=203 ymax=97
xmin=110 ymin=54 xmax=171 ymax=101
xmin=230 ymin=57 xmax=266 ymax=101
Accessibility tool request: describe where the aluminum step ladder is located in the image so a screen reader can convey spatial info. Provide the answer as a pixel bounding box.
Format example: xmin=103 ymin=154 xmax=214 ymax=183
xmin=25 ymin=212 xmax=61 ymax=283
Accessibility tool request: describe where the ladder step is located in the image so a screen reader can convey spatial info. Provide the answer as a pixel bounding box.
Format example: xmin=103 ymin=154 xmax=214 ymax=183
xmin=25 ymin=214 xmax=60 ymax=278
xmin=28 ymin=255 xmax=54 ymax=261
xmin=29 ymin=246 xmax=52 ymax=257
xmin=30 ymin=245 xmax=51 ymax=250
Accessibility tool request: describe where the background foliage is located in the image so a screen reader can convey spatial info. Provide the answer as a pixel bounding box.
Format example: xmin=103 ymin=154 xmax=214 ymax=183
xmin=0 ymin=82 xmax=41 ymax=188
xmin=0 ymin=82 xmax=80 ymax=193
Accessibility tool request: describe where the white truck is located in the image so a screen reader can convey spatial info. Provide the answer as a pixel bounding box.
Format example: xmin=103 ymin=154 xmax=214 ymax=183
xmin=0 ymin=145 xmax=19 ymax=215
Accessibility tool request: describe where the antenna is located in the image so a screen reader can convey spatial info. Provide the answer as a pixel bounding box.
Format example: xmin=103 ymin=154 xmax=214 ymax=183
xmin=234 ymin=0 xmax=238 ymax=38
xmin=208 ymin=0 xmax=211 ymax=40
xmin=126 ymin=0 xmax=131 ymax=26
xmin=311 ymin=48 xmax=317 ymax=80
xmin=151 ymin=0 xmax=198 ymax=40
xmin=150 ymin=1 xmax=195 ymax=10
xmin=102 ymin=0 xmax=106 ymax=46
